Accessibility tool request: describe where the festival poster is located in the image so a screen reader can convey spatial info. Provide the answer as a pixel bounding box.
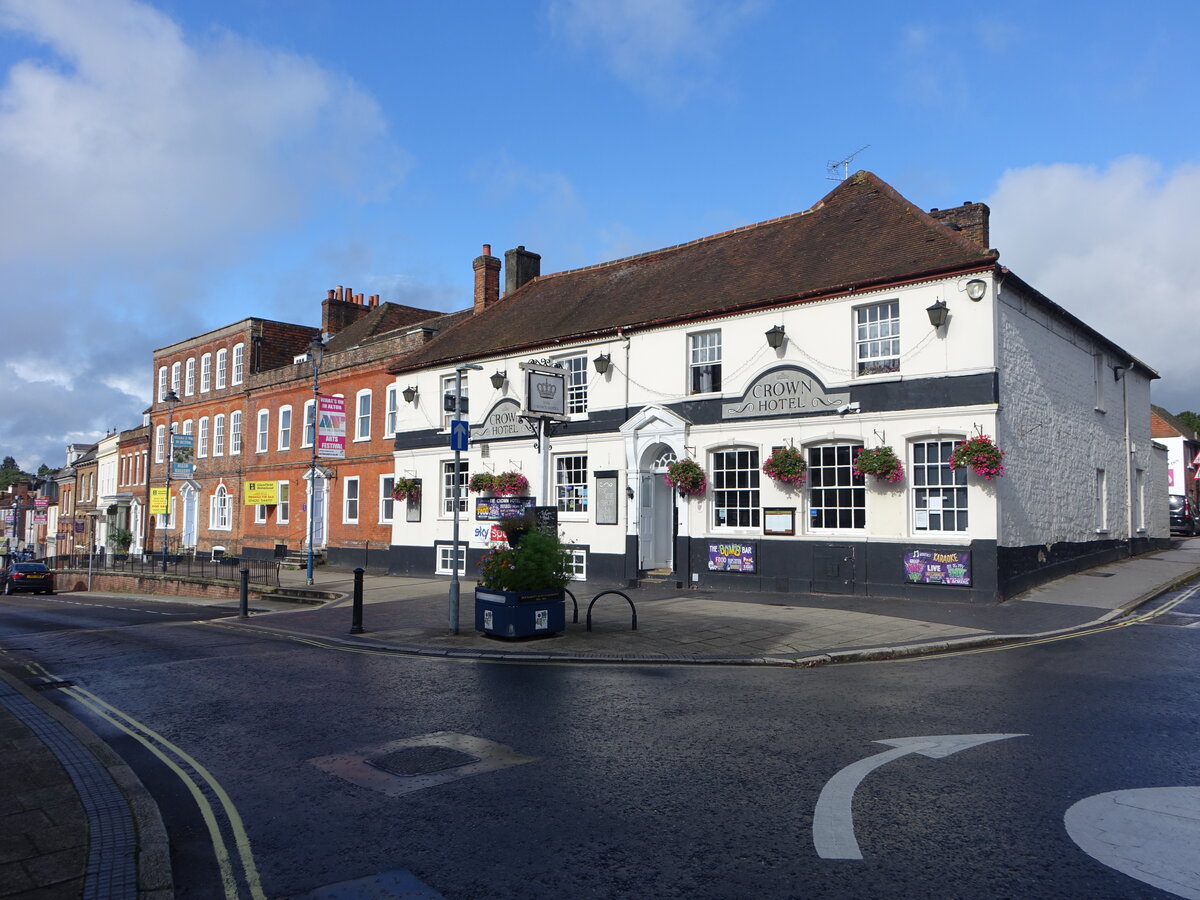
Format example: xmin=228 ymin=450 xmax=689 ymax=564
xmin=317 ymin=395 xmax=346 ymax=459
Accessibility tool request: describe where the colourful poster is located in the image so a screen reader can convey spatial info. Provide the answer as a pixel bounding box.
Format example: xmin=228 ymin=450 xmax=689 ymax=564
xmin=904 ymin=549 xmax=972 ymax=586
xmin=171 ymin=433 xmax=195 ymax=478
xmin=244 ymin=481 xmax=279 ymax=505
xmin=317 ymin=395 xmax=346 ymax=459
xmin=708 ymin=542 xmax=757 ymax=573
xmin=150 ymin=487 xmax=169 ymax=515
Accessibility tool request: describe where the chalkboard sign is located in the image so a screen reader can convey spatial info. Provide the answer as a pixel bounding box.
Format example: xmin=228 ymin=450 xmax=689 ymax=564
xmin=532 ymin=505 xmax=558 ymax=534
xmin=595 ymin=474 xmax=618 ymax=525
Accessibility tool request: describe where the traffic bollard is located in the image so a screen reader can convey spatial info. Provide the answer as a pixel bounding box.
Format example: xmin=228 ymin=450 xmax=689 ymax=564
xmin=239 ymin=567 xmax=250 ymax=618
xmin=350 ymin=567 xmax=364 ymax=634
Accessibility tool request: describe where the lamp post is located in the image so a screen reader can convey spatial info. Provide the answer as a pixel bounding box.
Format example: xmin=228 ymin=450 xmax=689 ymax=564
xmin=448 ymin=362 xmax=482 ymax=634
xmin=305 ymin=336 xmax=325 ymax=586
xmin=160 ymin=389 xmax=179 ymax=573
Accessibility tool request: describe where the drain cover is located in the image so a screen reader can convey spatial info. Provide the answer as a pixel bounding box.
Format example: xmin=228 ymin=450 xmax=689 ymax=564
xmin=368 ymin=746 xmax=478 ymax=777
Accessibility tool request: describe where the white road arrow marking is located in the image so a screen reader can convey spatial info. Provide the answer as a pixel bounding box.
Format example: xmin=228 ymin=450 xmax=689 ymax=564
xmin=813 ymin=733 xmax=1026 ymax=860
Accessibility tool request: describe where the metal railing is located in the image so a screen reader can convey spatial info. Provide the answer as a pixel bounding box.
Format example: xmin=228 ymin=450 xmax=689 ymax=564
xmin=45 ymin=552 xmax=280 ymax=589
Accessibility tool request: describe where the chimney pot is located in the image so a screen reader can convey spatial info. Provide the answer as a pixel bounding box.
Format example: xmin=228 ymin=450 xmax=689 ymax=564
xmin=482 ymin=244 xmax=491 ymax=256
xmin=327 ymin=289 xmax=335 ymax=300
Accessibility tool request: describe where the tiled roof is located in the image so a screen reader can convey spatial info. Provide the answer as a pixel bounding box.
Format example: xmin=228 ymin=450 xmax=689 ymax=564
xmin=324 ymin=302 xmax=444 ymax=352
xmin=393 ymin=171 xmax=997 ymax=372
xmin=1151 ymin=405 xmax=1198 ymax=440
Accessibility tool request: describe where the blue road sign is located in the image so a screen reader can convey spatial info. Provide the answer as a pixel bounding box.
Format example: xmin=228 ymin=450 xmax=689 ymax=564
xmin=450 ymin=419 xmax=470 ymax=451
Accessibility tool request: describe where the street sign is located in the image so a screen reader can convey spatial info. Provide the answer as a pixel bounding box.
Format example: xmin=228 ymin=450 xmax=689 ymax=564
xmin=450 ymin=419 xmax=470 ymax=452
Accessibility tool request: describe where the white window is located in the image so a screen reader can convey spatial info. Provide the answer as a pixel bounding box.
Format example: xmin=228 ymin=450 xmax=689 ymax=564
xmin=232 ymin=343 xmax=245 ymax=384
xmin=185 ymin=358 xmax=195 ymax=396
xmin=808 ymin=444 xmax=865 ymax=530
xmin=380 ymin=474 xmax=395 ymax=523
xmin=355 ymin=390 xmax=372 ymax=441
xmin=855 ymin=301 xmax=900 ymax=375
xmin=441 ymin=374 xmax=464 ymax=429
xmin=278 ymin=406 xmax=292 ymax=450
xmin=302 ymin=399 xmax=315 ymax=447
xmin=213 ymin=414 xmax=225 ymax=456
xmin=712 ymin=448 xmax=760 ymax=528
xmin=278 ymin=481 xmax=290 ymax=524
xmin=912 ymin=440 xmax=968 ymax=532
xmin=256 ymin=410 xmax=269 ymax=453
xmin=215 ymin=349 xmax=228 ymax=389
xmin=386 ymin=385 xmax=399 ymax=437
xmin=210 ymin=485 xmax=230 ymax=530
xmin=198 ymin=417 xmax=209 ymax=458
xmin=154 ymin=425 xmax=165 ymax=463
xmin=1134 ymin=468 xmax=1145 ymax=531
xmin=555 ymin=354 xmax=588 ymax=414
xmin=254 ymin=503 xmax=267 ymax=524
xmin=200 ymin=354 xmax=212 ymax=393
xmin=182 ymin=419 xmax=193 ymax=437
xmin=567 ymin=548 xmax=587 ymax=581
xmin=689 ymin=330 xmax=722 ymax=394
xmin=171 ymin=361 xmax=181 ymax=393
xmin=343 ymin=477 xmax=359 ymax=523
xmin=436 ymin=544 xmax=466 ymax=575
xmin=1095 ymin=469 xmax=1107 ymax=531
xmin=157 ymin=366 xmax=167 ymax=402
xmin=443 ymin=459 xmax=468 ymax=515
xmin=230 ymin=411 xmax=242 ymax=455
xmin=555 ymin=454 xmax=588 ymax=513
xmin=1093 ymin=353 xmax=1106 ymax=411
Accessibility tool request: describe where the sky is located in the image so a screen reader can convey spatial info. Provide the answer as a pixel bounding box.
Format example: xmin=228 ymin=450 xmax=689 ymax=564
xmin=1 ymin=0 xmax=1198 ymax=472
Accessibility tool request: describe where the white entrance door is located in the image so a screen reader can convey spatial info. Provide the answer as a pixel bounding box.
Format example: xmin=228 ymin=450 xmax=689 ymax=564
xmin=181 ymin=488 xmax=198 ymax=548
xmin=638 ymin=445 xmax=677 ymax=571
xmin=309 ymin=476 xmax=327 ymax=548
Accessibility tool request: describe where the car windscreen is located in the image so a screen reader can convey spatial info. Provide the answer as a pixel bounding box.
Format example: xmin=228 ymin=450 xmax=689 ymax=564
xmin=1169 ymin=496 xmax=1186 ymax=510
xmin=13 ymin=564 xmax=49 ymax=573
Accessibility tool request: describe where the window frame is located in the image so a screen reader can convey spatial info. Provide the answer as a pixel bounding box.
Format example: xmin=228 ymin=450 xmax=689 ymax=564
xmin=232 ymin=343 xmax=245 ymax=385
xmin=554 ymin=353 xmax=588 ymax=415
xmin=910 ymin=439 xmax=969 ymax=533
xmin=855 ymin=300 xmax=901 ymax=376
xmin=230 ymin=411 xmax=242 ymax=455
xmin=343 ymin=476 xmax=360 ymax=524
xmin=198 ymin=417 xmax=209 ymax=458
xmin=278 ymin=405 xmax=292 ymax=450
xmin=302 ymin=400 xmax=316 ymax=448
xmin=711 ymin=447 xmax=760 ymax=529
xmin=442 ymin=459 xmax=468 ymax=516
xmin=355 ymin=389 xmax=372 ymax=442
xmin=806 ymin=442 xmax=866 ymax=531
xmin=185 ymin=357 xmax=195 ymax=396
xmin=157 ymin=366 xmax=167 ymax=402
xmin=278 ymin=481 xmax=290 ymax=524
xmin=380 ymin=474 xmax=395 ymax=524
xmin=554 ymin=453 xmax=589 ymax=515
xmin=688 ymin=330 xmax=722 ymax=395
xmin=170 ymin=361 xmax=181 ymax=394
xmin=435 ymin=543 xmax=467 ymax=576
xmin=200 ymin=353 xmax=212 ymax=393
xmin=213 ymin=413 xmax=225 ymax=457
xmin=256 ymin=410 xmax=269 ymax=453
xmin=215 ymin=349 xmax=228 ymax=389
xmin=154 ymin=425 xmax=165 ymax=463
xmin=385 ymin=385 xmax=399 ymax=437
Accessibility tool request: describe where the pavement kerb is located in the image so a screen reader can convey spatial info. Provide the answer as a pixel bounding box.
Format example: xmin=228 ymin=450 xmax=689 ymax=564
xmin=0 ymin=667 xmax=174 ymax=900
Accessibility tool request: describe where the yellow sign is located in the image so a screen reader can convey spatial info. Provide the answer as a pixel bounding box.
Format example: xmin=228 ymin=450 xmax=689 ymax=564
xmin=244 ymin=481 xmax=279 ymax=505
xmin=150 ymin=488 xmax=169 ymax=514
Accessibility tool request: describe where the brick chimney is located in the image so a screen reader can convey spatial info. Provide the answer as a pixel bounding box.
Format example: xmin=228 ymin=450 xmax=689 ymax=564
xmin=928 ymin=202 xmax=990 ymax=249
xmin=473 ymin=244 xmax=501 ymax=314
xmin=322 ymin=285 xmax=375 ymax=336
xmin=504 ymin=245 xmax=541 ymax=295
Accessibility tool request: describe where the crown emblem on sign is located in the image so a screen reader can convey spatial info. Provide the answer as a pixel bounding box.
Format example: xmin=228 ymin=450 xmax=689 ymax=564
xmin=536 ymin=383 xmax=558 ymax=399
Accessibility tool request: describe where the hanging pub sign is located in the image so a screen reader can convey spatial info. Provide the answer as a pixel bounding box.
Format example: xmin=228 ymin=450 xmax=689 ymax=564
xmin=708 ymin=541 xmax=757 ymax=573
xmin=520 ymin=362 xmax=568 ymax=420
xmin=904 ymin=549 xmax=972 ymax=586
xmin=317 ymin=394 xmax=346 ymax=459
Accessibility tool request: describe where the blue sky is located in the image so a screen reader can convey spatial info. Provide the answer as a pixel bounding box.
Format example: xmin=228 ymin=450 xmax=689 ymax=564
xmin=1 ymin=0 xmax=1198 ymax=471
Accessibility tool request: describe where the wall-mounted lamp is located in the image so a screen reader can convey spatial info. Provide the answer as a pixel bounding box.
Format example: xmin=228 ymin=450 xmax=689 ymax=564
xmin=593 ymin=353 xmax=611 ymax=375
xmin=402 ymin=386 xmax=418 ymax=404
xmin=490 ymin=370 xmax=507 ymax=389
xmin=1112 ymin=365 xmax=1127 ymax=382
xmin=626 ymin=485 xmax=635 ymax=499
xmin=765 ymin=324 xmax=786 ymax=350
xmin=926 ymin=299 xmax=949 ymax=329
xmin=965 ymin=279 xmax=987 ymax=301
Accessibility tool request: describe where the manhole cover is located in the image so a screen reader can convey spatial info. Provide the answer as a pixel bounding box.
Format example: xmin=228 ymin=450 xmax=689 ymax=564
xmin=367 ymin=746 xmax=479 ymax=777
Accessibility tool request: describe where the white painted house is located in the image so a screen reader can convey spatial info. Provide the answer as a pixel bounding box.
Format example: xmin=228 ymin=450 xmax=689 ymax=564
xmin=385 ymin=172 xmax=1166 ymax=601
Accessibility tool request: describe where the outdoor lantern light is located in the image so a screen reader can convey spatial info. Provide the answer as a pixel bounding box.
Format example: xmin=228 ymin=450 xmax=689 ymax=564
xmin=926 ymin=299 xmax=949 ymax=329
xmin=965 ymin=279 xmax=987 ymax=301
xmin=402 ymin=386 xmax=418 ymax=404
xmin=765 ymin=324 xmax=786 ymax=349
xmin=490 ymin=370 xmax=506 ymax=389
xmin=593 ymin=353 xmax=611 ymax=375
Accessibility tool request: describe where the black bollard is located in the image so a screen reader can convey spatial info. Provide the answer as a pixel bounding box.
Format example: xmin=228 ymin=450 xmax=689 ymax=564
xmin=350 ymin=567 xmax=364 ymax=634
xmin=239 ymin=567 xmax=250 ymax=618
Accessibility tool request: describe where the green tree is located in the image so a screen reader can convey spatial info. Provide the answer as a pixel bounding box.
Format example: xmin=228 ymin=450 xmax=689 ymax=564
xmin=0 ymin=457 xmax=31 ymax=492
xmin=1177 ymin=410 xmax=1200 ymax=435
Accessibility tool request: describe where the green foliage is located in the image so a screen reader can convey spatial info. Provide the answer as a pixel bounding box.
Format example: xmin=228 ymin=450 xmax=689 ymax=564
xmin=108 ymin=527 xmax=133 ymax=552
xmin=1177 ymin=410 xmax=1200 ymax=435
xmin=478 ymin=529 xmax=572 ymax=591
xmin=0 ymin=456 xmax=32 ymax=492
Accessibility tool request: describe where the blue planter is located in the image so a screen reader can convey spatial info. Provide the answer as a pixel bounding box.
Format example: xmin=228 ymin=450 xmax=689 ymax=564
xmin=475 ymin=587 xmax=566 ymax=638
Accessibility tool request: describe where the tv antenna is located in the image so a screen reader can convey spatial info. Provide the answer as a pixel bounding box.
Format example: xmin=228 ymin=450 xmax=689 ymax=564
xmin=827 ymin=145 xmax=870 ymax=181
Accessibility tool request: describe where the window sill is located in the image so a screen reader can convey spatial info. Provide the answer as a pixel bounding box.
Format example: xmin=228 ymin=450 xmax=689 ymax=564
xmin=1095 ymin=528 xmax=1110 ymax=535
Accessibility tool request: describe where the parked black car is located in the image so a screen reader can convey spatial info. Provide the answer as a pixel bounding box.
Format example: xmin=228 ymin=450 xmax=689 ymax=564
xmin=0 ymin=562 xmax=54 ymax=595
xmin=1169 ymin=494 xmax=1198 ymax=536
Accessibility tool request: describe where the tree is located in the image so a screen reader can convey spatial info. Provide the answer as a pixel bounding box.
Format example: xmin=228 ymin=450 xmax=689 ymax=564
xmin=1177 ymin=410 xmax=1200 ymax=436
xmin=0 ymin=457 xmax=31 ymax=492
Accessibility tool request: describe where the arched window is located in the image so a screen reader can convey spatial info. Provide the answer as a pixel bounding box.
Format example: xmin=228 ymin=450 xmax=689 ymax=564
xmin=157 ymin=366 xmax=168 ymax=401
xmin=210 ymin=485 xmax=230 ymax=530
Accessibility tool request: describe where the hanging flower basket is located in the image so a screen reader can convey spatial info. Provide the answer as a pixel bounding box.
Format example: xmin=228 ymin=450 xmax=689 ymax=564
xmin=664 ymin=458 xmax=706 ymax=497
xmin=853 ymin=446 xmax=904 ymax=483
xmin=762 ymin=446 xmax=807 ymax=487
xmin=391 ymin=477 xmax=421 ymax=502
xmin=949 ymin=434 xmax=1006 ymax=480
xmin=468 ymin=472 xmax=496 ymax=494
xmin=493 ymin=471 xmax=530 ymax=496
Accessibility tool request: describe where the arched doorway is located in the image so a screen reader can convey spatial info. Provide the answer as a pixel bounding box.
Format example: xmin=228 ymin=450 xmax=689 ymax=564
xmin=181 ymin=484 xmax=199 ymax=549
xmin=638 ymin=443 xmax=677 ymax=572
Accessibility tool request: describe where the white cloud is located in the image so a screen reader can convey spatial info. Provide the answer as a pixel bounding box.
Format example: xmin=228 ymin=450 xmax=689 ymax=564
xmin=548 ymin=0 xmax=764 ymax=104
xmin=988 ymin=156 xmax=1200 ymax=414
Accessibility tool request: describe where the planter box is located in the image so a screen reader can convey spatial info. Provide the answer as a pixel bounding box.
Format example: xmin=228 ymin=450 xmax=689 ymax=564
xmin=475 ymin=587 xmax=565 ymax=638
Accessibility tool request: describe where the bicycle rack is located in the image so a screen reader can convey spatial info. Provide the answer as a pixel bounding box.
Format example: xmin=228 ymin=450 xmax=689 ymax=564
xmin=586 ymin=590 xmax=637 ymax=632
xmin=564 ymin=587 xmax=579 ymax=623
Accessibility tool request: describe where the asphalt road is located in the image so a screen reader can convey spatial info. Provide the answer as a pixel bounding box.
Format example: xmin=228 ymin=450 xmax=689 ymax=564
xmin=2 ymin=587 xmax=1198 ymax=899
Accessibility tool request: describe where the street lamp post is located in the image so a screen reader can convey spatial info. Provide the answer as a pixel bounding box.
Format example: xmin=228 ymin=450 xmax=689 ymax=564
xmin=448 ymin=362 xmax=482 ymax=634
xmin=305 ymin=336 xmax=325 ymax=586
xmin=160 ymin=389 xmax=180 ymax=573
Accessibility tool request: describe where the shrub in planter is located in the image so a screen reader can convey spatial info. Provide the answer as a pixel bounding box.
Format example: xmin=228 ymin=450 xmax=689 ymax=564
xmin=853 ymin=446 xmax=904 ymax=483
xmin=949 ymin=435 xmax=1006 ymax=480
xmin=664 ymin=458 xmax=706 ymax=497
xmin=468 ymin=472 xmax=496 ymax=494
xmin=493 ymin=471 xmax=530 ymax=496
xmin=762 ymin=446 xmax=807 ymax=487
xmin=478 ymin=529 xmax=572 ymax=591
xmin=390 ymin=477 xmax=421 ymax=502
xmin=107 ymin=527 xmax=133 ymax=553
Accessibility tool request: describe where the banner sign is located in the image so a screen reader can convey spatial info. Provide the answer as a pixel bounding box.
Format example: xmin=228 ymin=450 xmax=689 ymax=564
xmin=34 ymin=497 xmax=49 ymax=508
xmin=74 ymin=520 xmax=86 ymax=534
xmin=722 ymin=365 xmax=850 ymax=420
xmin=33 ymin=512 xmax=47 ymax=524
xmin=904 ymin=549 xmax=972 ymax=586
xmin=150 ymin=487 xmax=169 ymax=515
xmin=708 ymin=541 xmax=756 ymax=573
xmin=317 ymin=395 xmax=346 ymax=459
xmin=244 ymin=481 xmax=279 ymax=505
xmin=475 ymin=496 xmax=536 ymax=521
xmin=171 ymin=433 xmax=195 ymax=479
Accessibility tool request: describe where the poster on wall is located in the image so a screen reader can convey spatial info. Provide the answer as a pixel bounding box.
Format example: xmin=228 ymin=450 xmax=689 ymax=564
xmin=708 ymin=542 xmax=757 ymax=573
xmin=903 ymin=549 xmax=972 ymax=586
xmin=475 ymin=497 xmax=536 ymax=521
xmin=317 ymin=395 xmax=346 ymax=459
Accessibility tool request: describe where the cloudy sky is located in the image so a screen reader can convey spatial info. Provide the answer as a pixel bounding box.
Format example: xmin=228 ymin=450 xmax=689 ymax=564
xmin=1 ymin=0 xmax=1197 ymax=471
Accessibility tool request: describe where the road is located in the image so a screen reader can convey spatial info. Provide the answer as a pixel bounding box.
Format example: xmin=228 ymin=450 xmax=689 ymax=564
xmin=2 ymin=586 xmax=1198 ymax=899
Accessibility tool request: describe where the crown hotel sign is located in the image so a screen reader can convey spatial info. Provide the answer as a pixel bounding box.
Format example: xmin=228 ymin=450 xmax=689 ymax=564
xmin=722 ymin=365 xmax=850 ymax=420
xmin=520 ymin=362 xmax=568 ymax=420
